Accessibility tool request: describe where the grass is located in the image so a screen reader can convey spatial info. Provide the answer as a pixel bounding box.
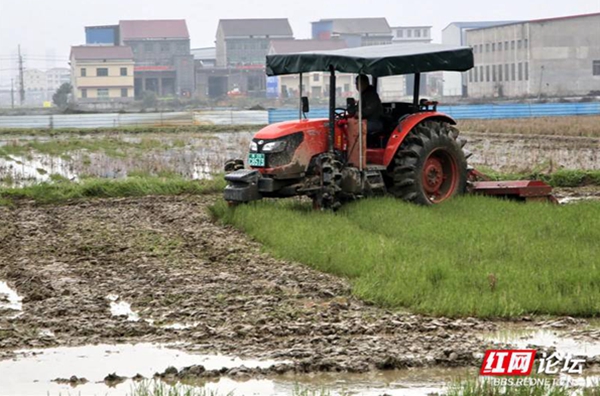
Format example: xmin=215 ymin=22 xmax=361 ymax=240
xmin=128 ymin=381 xmax=230 ymax=396
xmin=480 ymin=169 xmax=600 ymax=188
xmin=458 ymin=116 xmax=600 ymax=137
xmin=0 ymin=124 xmax=262 ymax=137
xmin=212 ymin=195 xmax=600 ymax=318
xmin=0 ymin=136 xmax=179 ymax=159
xmin=447 ymin=378 xmax=600 ymax=396
xmin=0 ymin=176 xmax=225 ymax=205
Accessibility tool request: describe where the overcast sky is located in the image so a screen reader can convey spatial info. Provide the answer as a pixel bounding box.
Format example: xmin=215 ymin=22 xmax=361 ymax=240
xmin=0 ymin=0 xmax=598 ymax=85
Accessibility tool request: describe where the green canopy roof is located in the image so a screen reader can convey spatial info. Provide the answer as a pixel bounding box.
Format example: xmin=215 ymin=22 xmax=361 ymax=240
xmin=266 ymin=43 xmax=474 ymax=77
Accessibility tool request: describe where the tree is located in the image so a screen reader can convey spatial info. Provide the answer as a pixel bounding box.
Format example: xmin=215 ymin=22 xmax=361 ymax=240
xmin=52 ymin=83 xmax=72 ymax=109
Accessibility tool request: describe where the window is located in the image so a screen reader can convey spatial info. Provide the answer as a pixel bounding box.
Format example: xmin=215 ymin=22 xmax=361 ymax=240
xmin=96 ymin=68 xmax=108 ymax=77
xmin=97 ymin=88 xmax=109 ymax=98
xmin=81 ymin=68 xmax=87 ymax=77
xmin=517 ymin=40 xmax=522 ymax=49
xmin=81 ymin=88 xmax=87 ymax=99
xmin=492 ymin=65 xmax=496 ymax=82
xmin=479 ymin=44 xmax=483 ymax=53
xmin=480 ymin=66 xmax=484 ymax=82
xmin=313 ymin=73 xmax=319 ymax=82
xmin=504 ymin=41 xmax=509 ymax=51
xmin=407 ymin=29 xmax=412 ymax=38
xmin=499 ymin=64 xmax=503 ymax=82
xmin=524 ymin=39 xmax=529 ymax=48
xmin=474 ymin=67 xmax=478 ymax=82
xmin=486 ymin=65 xmax=490 ymax=82
xmin=397 ymin=29 xmax=403 ymax=38
xmin=120 ymin=67 xmax=127 ymax=76
xmin=511 ymin=64 xmax=516 ymax=81
xmin=121 ymin=88 xmax=128 ymax=98
xmin=525 ymin=62 xmax=529 ymax=80
xmin=415 ymin=29 xmax=421 ymax=38
xmin=343 ymin=83 xmax=350 ymax=92
xmin=511 ymin=40 xmax=515 ymax=50
xmin=593 ymin=60 xmax=600 ymax=76
xmin=492 ymin=43 xmax=496 ymax=52
xmin=518 ymin=63 xmax=523 ymax=81
xmin=505 ymin=64 xmax=509 ymax=81
xmin=497 ymin=42 xmax=502 ymax=52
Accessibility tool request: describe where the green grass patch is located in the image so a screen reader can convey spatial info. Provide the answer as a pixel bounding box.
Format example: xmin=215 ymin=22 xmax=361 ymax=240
xmin=447 ymin=378 xmax=600 ymax=396
xmin=0 ymin=176 xmax=225 ymax=205
xmin=212 ymin=196 xmax=600 ymax=318
xmin=480 ymin=168 xmax=600 ymax=188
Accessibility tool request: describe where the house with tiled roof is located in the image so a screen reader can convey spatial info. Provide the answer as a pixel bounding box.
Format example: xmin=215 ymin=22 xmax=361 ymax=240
xmin=70 ymin=46 xmax=135 ymax=103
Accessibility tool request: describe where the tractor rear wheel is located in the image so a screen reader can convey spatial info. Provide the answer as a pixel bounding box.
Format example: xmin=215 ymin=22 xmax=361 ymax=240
xmin=389 ymin=121 xmax=468 ymax=205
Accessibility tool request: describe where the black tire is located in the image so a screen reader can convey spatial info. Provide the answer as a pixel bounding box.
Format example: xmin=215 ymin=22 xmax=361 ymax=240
xmin=388 ymin=121 xmax=468 ymax=205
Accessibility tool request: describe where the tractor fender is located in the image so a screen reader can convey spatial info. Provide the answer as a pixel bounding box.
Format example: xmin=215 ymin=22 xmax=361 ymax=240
xmin=383 ymin=112 xmax=456 ymax=168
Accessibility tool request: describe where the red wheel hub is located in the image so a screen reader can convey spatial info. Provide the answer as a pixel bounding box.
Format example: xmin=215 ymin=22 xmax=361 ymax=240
xmin=421 ymin=149 xmax=459 ymax=203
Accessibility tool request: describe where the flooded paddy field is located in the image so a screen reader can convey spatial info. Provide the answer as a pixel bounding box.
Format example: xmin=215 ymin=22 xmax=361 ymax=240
xmin=1 ymin=126 xmax=600 ymax=395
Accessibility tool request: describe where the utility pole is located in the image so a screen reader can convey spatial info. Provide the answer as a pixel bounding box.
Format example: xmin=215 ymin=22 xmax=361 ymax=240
xmin=18 ymin=45 xmax=25 ymax=106
xmin=10 ymin=78 xmax=14 ymax=108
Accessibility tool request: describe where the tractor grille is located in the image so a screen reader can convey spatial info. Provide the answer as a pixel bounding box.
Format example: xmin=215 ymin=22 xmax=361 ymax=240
xmin=256 ymin=132 xmax=304 ymax=168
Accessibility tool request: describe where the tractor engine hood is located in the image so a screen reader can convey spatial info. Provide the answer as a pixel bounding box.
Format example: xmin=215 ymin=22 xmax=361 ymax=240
xmin=254 ymin=118 xmax=328 ymax=140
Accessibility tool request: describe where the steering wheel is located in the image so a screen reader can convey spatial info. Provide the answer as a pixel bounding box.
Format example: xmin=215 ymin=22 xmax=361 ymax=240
xmin=334 ymin=108 xmax=348 ymax=119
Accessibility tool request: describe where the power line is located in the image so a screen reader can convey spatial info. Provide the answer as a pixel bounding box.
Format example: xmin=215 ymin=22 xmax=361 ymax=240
xmin=18 ymin=45 xmax=25 ymax=106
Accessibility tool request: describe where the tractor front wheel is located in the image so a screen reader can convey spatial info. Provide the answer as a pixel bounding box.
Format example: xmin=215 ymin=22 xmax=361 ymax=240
xmin=389 ymin=121 xmax=468 ymax=205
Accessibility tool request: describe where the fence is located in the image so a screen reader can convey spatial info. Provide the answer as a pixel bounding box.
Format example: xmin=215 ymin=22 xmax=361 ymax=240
xmin=267 ymin=102 xmax=600 ymax=123
xmin=1 ymin=102 xmax=598 ymax=129
xmin=0 ymin=110 xmax=268 ymax=130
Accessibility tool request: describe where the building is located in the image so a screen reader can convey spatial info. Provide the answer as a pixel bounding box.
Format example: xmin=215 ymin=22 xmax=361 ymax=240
xmin=391 ymin=26 xmax=432 ymax=43
xmin=466 ymin=13 xmax=600 ymax=98
xmin=442 ymin=21 xmax=518 ymax=97
xmin=118 ymin=20 xmax=194 ymax=98
xmin=23 ymin=69 xmax=47 ymax=92
xmin=267 ymin=39 xmax=349 ymax=99
xmin=192 ymin=47 xmax=216 ymax=68
xmin=311 ymin=18 xmax=393 ymax=47
xmin=216 ymin=19 xmax=294 ymax=67
xmin=46 ymin=68 xmax=71 ymax=91
xmin=70 ymin=46 xmax=134 ymax=103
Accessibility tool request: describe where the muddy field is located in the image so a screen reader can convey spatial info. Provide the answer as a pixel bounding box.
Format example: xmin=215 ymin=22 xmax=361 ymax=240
xmin=0 ymin=129 xmax=599 ymax=188
xmin=1 ymin=195 xmax=600 ymax=395
xmin=1 ymin=126 xmax=600 ymax=394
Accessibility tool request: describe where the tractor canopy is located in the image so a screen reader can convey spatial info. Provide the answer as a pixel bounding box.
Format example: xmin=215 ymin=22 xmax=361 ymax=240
xmin=266 ymin=43 xmax=474 ymax=77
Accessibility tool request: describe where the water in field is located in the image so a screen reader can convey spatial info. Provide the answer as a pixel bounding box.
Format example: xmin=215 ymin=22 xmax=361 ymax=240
xmin=0 ymin=132 xmax=253 ymax=187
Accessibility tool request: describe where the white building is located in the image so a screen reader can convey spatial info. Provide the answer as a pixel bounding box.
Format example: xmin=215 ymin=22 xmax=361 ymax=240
xmin=442 ymin=21 xmax=518 ymax=97
xmin=466 ymin=13 xmax=600 ymax=99
xmin=391 ymin=26 xmax=432 ymax=44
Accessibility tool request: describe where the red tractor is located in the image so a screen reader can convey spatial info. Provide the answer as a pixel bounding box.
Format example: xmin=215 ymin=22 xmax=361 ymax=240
xmin=224 ymin=44 xmax=554 ymax=209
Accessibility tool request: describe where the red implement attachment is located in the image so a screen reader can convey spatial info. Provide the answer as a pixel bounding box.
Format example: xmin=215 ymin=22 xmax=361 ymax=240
xmin=468 ymin=170 xmax=558 ymax=204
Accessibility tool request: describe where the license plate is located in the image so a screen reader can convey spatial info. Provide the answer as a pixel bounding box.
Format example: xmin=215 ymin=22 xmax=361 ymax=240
xmin=248 ymin=153 xmax=265 ymax=167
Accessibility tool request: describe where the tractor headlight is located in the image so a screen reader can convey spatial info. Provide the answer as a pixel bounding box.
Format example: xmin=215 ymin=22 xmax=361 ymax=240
xmin=262 ymin=140 xmax=287 ymax=153
xmin=249 ymin=141 xmax=258 ymax=152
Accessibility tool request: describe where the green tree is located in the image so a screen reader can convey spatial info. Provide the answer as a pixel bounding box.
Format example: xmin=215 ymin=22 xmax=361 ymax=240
xmin=52 ymin=83 xmax=72 ymax=109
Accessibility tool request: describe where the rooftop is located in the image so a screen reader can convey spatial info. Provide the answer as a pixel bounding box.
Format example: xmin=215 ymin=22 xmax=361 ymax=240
xmin=469 ymin=12 xmax=600 ymax=31
xmin=313 ymin=18 xmax=391 ymax=35
xmin=218 ymin=19 xmax=293 ymax=38
xmin=70 ymin=46 xmax=134 ymax=60
xmin=119 ymin=20 xmax=189 ymax=40
xmin=269 ymin=39 xmax=347 ymax=55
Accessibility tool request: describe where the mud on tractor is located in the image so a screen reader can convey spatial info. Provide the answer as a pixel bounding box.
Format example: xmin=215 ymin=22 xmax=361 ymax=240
xmin=224 ymin=44 xmax=555 ymax=209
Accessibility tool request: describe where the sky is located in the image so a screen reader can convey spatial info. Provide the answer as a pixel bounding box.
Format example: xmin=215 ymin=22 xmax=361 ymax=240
xmin=0 ymin=0 xmax=599 ymax=86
